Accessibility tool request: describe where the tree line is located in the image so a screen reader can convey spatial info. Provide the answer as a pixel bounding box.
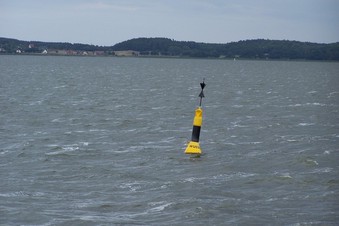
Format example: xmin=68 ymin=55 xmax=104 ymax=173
xmin=0 ymin=37 xmax=107 ymax=53
xmin=1 ymin=37 xmax=338 ymax=60
xmin=112 ymin=38 xmax=339 ymax=60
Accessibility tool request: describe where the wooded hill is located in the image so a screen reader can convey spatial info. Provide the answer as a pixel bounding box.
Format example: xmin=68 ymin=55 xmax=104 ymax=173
xmin=1 ymin=37 xmax=339 ymax=60
xmin=112 ymin=38 xmax=339 ymax=60
xmin=0 ymin=37 xmax=106 ymax=53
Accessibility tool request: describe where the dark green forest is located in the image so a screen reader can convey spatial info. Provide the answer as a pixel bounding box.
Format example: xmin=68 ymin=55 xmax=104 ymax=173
xmin=0 ymin=37 xmax=106 ymax=52
xmin=1 ymin=37 xmax=339 ymax=60
xmin=112 ymin=38 xmax=339 ymax=60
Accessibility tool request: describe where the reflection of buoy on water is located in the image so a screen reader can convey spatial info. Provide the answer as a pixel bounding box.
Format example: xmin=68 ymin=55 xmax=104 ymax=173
xmin=185 ymin=79 xmax=206 ymax=156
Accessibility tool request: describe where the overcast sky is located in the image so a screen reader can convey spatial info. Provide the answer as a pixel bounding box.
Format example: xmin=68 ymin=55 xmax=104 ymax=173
xmin=1 ymin=0 xmax=338 ymax=46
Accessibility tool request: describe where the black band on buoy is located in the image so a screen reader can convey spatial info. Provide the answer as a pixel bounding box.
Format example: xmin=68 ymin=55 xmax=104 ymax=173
xmin=191 ymin=125 xmax=201 ymax=142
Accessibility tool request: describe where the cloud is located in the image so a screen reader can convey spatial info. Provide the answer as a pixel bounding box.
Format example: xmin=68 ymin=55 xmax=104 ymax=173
xmin=0 ymin=0 xmax=338 ymax=45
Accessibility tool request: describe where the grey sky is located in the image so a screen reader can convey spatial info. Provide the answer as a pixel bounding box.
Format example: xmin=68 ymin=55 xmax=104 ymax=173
xmin=1 ymin=0 xmax=338 ymax=46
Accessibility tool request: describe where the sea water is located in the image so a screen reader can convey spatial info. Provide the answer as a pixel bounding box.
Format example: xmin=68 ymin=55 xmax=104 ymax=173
xmin=1 ymin=55 xmax=338 ymax=225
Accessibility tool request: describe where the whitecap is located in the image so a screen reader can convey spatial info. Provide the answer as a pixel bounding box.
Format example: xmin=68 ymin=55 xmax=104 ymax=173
xmin=232 ymin=105 xmax=243 ymax=108
xmin=46 ymin=144 xmax=60 ymax=148
xmin=126 ymin=128 xmax=137 ymax=132
xmin=204 ymin=104 xmax=220 ymax=108
xmin=151 ymin=106 xmax=167 ymax=110
xmin=51 ymin=118 xmax=63 ymax=122
xmin=45 ymin=150 xmax=68 ymax=156
xmin=275 ymin=172 xmax=293 ymax=179
xmin=29 ymin=100 xmax=43 ymax=105
xmin=147 ymin=201 xmax=172 ymax=213
xmin=0 ymin=191 xmax=45 ymax=197
xmin=89 ymin=129 xmax=108 ymax=132
xmin=298 ymin=123 xmax=315 ymax=126
xmin=62 ymin=146 xmax=79 ymax=151
xmin=0 ymin=150 xmax=9 ymax=155
xmin=45 ymin=144 xmax=79 ymax=156
xmin=183 ymin=177 xmax=197 ymax=182
xmin=328 ymin=91 xmax=339 ymax=98
xmin=308 ymin=102 xmax=325 ymax=106
xmin=119 ymin=182 xmax=141 ymax=192
xmin=53 ymin=85 xmax=67 ymax=89
xmin=81 ymin=142 xmax=89 ymax=146
xmin=239 ymin=141 xmax=263 ymax=145
xmin=305 ymin=159 xmax=319 ymax=166
xmin=212 ymin=172 xmax=257 ymax=181
xmin=288 ymin=103 xmax=326 ymax=107
xmin=225 ymin=142 xmax=236 ymax=146
xmin=311 ymin=167 xmax=332 ymax=173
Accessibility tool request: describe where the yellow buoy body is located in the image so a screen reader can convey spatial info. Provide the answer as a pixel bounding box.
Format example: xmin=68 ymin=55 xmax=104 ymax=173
xmin=185 ymin=141 xmax=201 ymax=154
xmin=185 ymin=107 xmax=203 ymax=155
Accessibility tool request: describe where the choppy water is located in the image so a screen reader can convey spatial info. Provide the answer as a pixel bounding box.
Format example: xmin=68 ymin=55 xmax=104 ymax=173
xmin=1 ymin=55 xmax=339 ymax=225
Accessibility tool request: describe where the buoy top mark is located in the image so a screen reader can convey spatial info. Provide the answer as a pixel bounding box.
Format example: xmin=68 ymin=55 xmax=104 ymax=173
xmin=199 ymin=78 xmax=206 ymax=106
xmin=200 ymin=79 xmax=206 ymax=90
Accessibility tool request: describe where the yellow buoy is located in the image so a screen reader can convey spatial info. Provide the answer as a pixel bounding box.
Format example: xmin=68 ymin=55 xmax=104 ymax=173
xmin=185 ymin=79 xmax=206 ymax=155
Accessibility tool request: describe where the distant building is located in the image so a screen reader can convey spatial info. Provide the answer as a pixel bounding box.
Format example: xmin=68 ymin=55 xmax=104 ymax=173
xmin=94 ymin=51 xmax=105 ymax=56
xmin=47 ymin=49 xmax=67 ymax=55
xmin=66 ymin=50 xmax=78 ymax=55
xmin=114 ymin=50 xmax=139 ymax=57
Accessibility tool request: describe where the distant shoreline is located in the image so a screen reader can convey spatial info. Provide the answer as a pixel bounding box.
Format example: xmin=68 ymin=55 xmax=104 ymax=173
xmin=1 ymin=37 xmax=339 ymax=61
xmin=2 ymin=52 xmax=339 ymax=63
